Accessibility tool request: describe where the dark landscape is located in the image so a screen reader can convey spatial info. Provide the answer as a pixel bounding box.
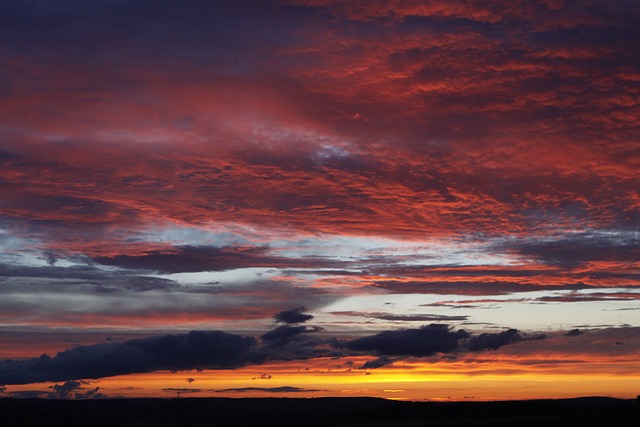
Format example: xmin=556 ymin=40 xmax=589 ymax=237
xmin=0 ymin=397 xmax=638 ymax=427
xmin=1 ymin=1 xmax=640 ymax=420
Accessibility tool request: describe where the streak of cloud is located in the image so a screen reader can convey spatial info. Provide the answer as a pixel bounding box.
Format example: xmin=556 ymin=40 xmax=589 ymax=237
xmin=216 ymin=386 xmax=324 ymax=393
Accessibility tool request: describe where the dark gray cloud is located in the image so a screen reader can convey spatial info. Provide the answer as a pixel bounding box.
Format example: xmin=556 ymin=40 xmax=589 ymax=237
xmin=0 ymin=259 xmax=184 ymax=304
xmin=536 ymin=292 xmax=640 ymax=303
xmin=368 ymin=265 xmax=557 ymax=278
xmin=0 ymin=330 xmax=262 ymax=385
xmin=0 ymin=255 xmax=336 ymax=327
xmin=274 ymin=306 xmax=314 ymax=324
xmin=48 ymin=380 xmax=102 ymax=399
xmin=216 ymin=386 xmax=322 ymax=393
xmin=0 ymin=323 xmax=615 ymax=387
xmin=50 ymin=380 xmax=83 ymax=399
xmin=260 ymin=325 xmax=322 ymax=344
xmin=4 ymin=380 xmax=103 ymax=399
xmin=371 ymin=280 xmax=593 ymax=296
xmin=6 ymin=390 xmax=50 ymax=398
xmin=496 ymin=232 xmax=640 ymax=268
xmin=344 ymin=325 xmax=537 ymax=358
xmin=0 ymin=260 xmax=181 ymax=293
xmin=92 ymin=245 xmax=346 ymax=273
xmin=261 ymin=325 xmax=308 ymax=342
xmin=332 ymin=311 xmax=468 ymax=322
xmin=345 ymin=324 xmax=470 ymax=357
xmin=359 ymin=356 xmax=393 ymax=370
xmin=468 ymin=329 xmax=522 ymax=351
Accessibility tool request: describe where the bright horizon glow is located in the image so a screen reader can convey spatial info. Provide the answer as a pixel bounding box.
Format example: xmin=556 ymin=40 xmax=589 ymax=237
xmin=8 ymin=355 xmax=640 ymax=401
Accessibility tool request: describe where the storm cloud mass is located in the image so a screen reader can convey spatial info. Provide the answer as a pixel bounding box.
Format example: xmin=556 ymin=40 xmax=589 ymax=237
xmin=274 ymin=307 xmax=314 ymax=324
xmin=0 ymin=331 xmax=261 ymax=385
xmin=345 ymin=324 xmax=470 ymax=357
xmin=0 ymin=323 xmax=545 ymax=385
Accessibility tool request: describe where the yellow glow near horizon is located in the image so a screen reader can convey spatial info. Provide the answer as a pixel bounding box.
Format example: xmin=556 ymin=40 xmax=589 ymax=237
xmin=6 ymin=356 xmax=640 ymax=401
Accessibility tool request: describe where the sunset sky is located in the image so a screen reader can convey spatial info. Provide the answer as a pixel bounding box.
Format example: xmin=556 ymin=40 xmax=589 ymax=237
xmin=1 ymin=0 xmax=639 ymax=401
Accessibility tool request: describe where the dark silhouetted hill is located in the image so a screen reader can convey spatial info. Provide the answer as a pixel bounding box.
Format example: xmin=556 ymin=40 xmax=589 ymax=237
xmin=0 ymin=396 xmax=638 ymax=427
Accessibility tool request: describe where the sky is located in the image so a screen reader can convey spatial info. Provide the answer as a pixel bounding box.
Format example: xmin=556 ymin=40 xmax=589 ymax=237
xmin=0 ymin=0 xmax=639 ymax=401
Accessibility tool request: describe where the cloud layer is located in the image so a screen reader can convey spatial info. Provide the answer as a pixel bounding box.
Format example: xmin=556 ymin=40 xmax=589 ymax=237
xmin=1 ymin=323 xmax=537 ymax=385
xmin=0 ymin=331 xmax=261 ymax=385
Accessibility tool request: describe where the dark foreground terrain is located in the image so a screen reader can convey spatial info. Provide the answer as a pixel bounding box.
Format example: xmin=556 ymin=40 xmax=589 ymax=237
xmin=1 ymin=396 xmax=638 ymax=427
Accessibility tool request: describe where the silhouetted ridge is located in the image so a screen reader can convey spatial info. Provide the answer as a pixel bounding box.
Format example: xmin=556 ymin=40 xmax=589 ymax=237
xmin=0 ymin=397 xmax=638 ymax=427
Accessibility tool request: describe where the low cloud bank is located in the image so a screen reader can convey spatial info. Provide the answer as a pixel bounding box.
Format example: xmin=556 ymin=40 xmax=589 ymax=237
xmin=0 ymin=331 xmax=261 ymax=385
xmin=1 ymin=318 xmax=542 ymax=386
